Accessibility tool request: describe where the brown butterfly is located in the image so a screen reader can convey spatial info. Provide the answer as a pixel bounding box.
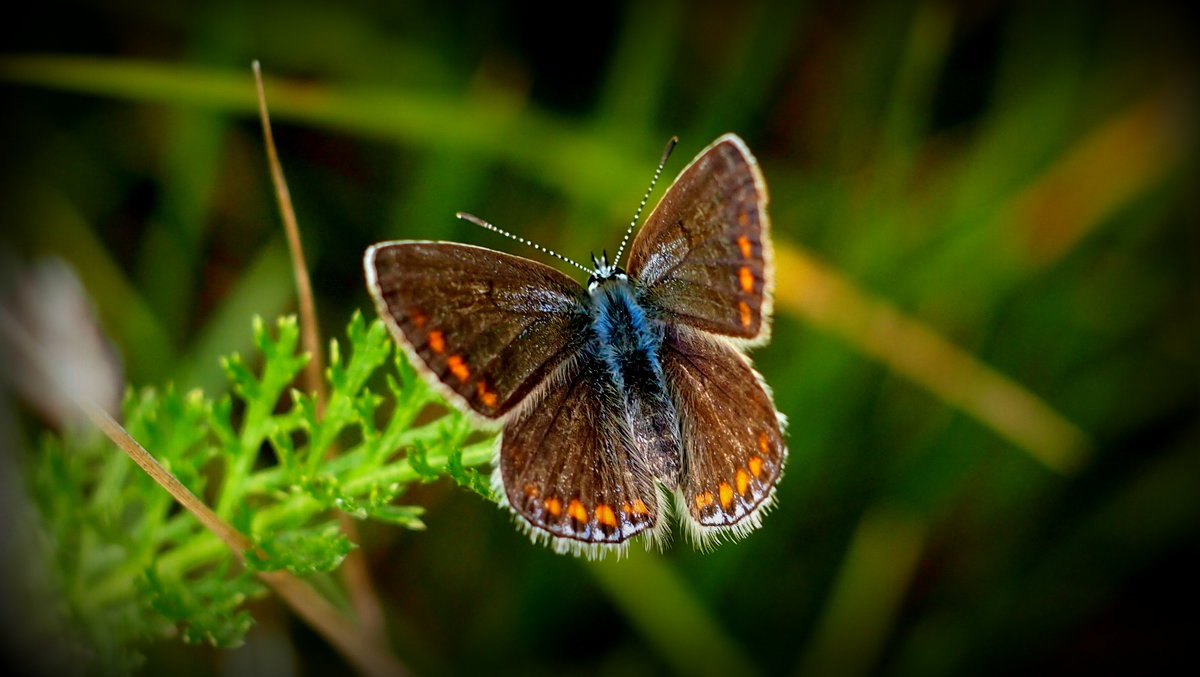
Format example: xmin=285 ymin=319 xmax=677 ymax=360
xmin=365 ymin=134 xmax=785 ymax=557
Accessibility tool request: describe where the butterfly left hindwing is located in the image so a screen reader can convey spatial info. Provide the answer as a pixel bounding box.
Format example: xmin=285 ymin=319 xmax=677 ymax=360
xmin=498 ymin=352 xmax=664 ymax=553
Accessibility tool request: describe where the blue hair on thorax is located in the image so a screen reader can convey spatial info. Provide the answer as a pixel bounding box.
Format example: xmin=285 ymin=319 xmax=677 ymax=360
xmin=590 ymin=280 xmax=665 ymax=388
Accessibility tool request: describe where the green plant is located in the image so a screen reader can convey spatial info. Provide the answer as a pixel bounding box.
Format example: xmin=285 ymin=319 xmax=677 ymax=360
xmin=26 ymin=312 xmax=493 ymax=673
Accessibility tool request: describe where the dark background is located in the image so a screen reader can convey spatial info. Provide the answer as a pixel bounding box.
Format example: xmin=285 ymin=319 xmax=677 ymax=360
xmin=1 ymin=1 xmax=1197 ymax=674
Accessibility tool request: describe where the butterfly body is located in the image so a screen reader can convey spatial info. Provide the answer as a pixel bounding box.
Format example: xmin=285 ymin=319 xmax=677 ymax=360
xmin=588 ymin=270 xmax=682 ymax=485
xmin=366 ymin=134 xmax=785 ymax=557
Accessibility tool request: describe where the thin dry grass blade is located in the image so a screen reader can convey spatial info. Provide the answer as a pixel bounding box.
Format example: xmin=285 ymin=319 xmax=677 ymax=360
xmin=252 ymin=61 xmax=325 ymax=410
xmin=253 ymin=61 xmax=388 ymax=644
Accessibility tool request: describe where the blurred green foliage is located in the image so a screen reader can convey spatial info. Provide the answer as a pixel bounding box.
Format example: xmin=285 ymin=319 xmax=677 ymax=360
xmin=1 ymin=1 xmax=1196 ymax=675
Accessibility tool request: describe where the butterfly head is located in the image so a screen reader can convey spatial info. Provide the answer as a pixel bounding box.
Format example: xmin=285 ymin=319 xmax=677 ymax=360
xmin=587 ymin=250 xmax=627 ymax=292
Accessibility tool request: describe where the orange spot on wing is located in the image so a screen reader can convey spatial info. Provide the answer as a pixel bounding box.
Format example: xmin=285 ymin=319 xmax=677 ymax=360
xmin=758 ymin=432 xmax=770 ymax=453
xmin=737 ymin=235 xmax=752 ymax=258
xmin=428 ymin=330 xmax=445 ymax=353
xmin=749 ymin=456 xmax=764 ymax=478
xmin=694 ymin=491 xmax=715 ymax=509
xmin=736 ymin=468 xmax=751 ymax=495
xmin=523 ymin=484 xmax=538 ymax=498
xmin=739 ymin=301 xmax=753 ymax=328
xmin=545 ymin=497 xmax=562 ymax=517
xmin=631 ymin=498 xmax=649 ymax=515
xmin=568 ymin=499 xmax=588 ymax=523
xmin=447 ymin=354 xmax=470 ymax=381
xmin=595 ymin=504 xmax=617 ymax=527
xmin=410 ymin=309 xmax=427 ymax=328
xmin=739 ymin=266 xmax=755 ymax=293
xmin=476 ymin=380 xmax=498 ymax=408
xmin=719 ymin=482 xmax=734 ymax=509
xmin=738 ymin=210 xmax=750 ymax=226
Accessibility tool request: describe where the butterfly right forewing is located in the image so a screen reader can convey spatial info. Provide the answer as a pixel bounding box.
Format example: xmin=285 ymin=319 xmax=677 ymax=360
xmin=626 ymin=134 xmax=772 ymax=344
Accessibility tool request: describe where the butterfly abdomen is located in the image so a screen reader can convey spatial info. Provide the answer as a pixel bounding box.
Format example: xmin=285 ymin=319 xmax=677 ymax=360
xmin=589 ymin=280 xmax=682 ymax=484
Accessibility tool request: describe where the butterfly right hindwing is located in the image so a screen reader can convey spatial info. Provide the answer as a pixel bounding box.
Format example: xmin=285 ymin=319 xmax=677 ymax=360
xmin=659 ymin=326 xmax=786 ymax=541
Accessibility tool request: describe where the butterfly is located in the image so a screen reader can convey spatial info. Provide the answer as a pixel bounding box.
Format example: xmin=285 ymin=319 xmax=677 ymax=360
xmin=364 ymin=134 xmax=785 ymax=557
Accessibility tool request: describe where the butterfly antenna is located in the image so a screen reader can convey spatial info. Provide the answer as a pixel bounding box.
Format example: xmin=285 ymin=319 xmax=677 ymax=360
xmin=614 ymin=136 xmax=679 ymax=267
xmin=456 ymin=212 xmax=592 ymax=274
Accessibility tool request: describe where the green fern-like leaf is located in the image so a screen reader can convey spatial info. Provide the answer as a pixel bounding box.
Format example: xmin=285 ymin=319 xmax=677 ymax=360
xmin=25 ymin=311 xmax=497 ymax=673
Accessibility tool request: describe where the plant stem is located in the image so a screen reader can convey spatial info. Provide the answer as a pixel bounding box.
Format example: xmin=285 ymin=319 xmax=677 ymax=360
xmin=253 ymin=61 xmax=324 ymax=412
xmin=254 ymin=60 xmax=388 ymax=644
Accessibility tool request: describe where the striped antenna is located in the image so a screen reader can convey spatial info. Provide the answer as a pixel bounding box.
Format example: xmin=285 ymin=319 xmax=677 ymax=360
xmin=614 ymin=136 xmax=679 ymax=267
xmin=456 ymin=212 xmax=592 ymax=275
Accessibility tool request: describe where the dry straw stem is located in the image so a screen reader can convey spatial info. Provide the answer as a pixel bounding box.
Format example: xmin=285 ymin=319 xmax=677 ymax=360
xmin=83 ymin=401 xmax=256 ymax=554
xmin=252 ymin=61 xmax=324 ymax=410
xmin=253 ymin=61 xmax=388 ymax=646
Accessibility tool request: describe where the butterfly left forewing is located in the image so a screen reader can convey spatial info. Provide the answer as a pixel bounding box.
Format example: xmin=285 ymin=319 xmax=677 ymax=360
xmin=626 ymin=133 xmax=772 ymax=345
xmin=660 ymin=326 xmax=786 ymax=543
xmin=366 ymin=241 xmax=590 ymax=420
